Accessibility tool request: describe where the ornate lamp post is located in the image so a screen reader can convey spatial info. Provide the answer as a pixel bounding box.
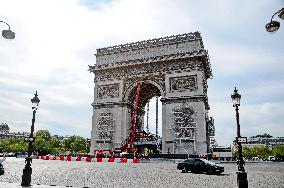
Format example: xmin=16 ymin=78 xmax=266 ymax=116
xmin=21 ymin=91 xmax=40 ymax=186
xmin=0 ymin=20 xmax=15 ymax=39
xmin=265 ymin=8 xmax=284 ymax=33
xmin=231 ymin=87 xmax=248 ymax=188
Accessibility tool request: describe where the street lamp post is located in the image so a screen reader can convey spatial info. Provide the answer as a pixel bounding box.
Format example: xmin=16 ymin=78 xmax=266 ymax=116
xmin=231 ymin=87 xmax=248 ymax=188
xmin=21 ymin=91 xmax=40 ymax=187
xmin=265 ymin=8 xmax=284 ymax=33
xmin=0 ymin=20 xmax=15 ymax=39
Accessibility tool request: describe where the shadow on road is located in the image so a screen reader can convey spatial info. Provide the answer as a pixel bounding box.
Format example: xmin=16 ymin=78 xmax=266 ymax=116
xmin=181 ymin=171 xmax=231 ymax=176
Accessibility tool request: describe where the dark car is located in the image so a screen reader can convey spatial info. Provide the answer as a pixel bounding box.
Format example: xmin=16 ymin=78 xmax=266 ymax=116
xmin=177 ymin=158 xmax=224 ymax=175
xmin=0 ymin=163 xmax=4 ymax=175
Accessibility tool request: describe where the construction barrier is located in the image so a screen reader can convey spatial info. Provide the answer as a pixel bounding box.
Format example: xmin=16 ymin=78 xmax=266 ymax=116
xmin=86 ymin=157 xmax=92 ymax=162
xmin=133 ymin=158 xmax=139 ymax=163
xmin=35 ymin=156 xmax=140 ymax=163
xmin=108 ymin=158 xmax=115 ymax=162
xmin=66 ymin=156 xmax=71 ymax=161
xmin=76 ymin=156 xmax=82 ymax=161
xmin=120 ymin=158 xmax=127 ymax=163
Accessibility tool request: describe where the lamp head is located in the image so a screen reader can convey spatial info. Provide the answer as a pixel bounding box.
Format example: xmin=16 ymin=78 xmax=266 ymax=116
xmin=2 ymin=29 xmax=15 ymax=39
xmin=265 ymin=21 xmax=280 ymax=33
xmin=31 ymin=91 xmax=40 ymax=109
xmin=278 ymin=8 xmax=284 ymax=19
xmin=231 ymin=87 xmax=241 ymax=107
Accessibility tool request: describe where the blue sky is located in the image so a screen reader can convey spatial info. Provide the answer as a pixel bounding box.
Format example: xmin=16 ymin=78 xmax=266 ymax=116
xmin=0 ymin=0 xmax=283 ymax=146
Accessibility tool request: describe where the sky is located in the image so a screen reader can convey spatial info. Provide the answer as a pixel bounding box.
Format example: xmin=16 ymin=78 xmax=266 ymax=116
xmin=0 ymin=0 xmax=283 ymax=146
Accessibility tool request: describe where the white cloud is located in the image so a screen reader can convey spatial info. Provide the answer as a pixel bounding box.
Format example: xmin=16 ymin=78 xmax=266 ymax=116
xmin=0 ymin=0 xmax=283 ymax=145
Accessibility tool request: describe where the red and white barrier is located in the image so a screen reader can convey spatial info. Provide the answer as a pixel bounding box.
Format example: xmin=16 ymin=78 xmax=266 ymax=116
xmin=35 ymin=156 xmax=139 ymax=163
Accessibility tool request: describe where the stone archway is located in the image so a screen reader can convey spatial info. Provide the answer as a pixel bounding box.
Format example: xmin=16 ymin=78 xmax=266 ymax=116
xmin=88 ymin=32 xmax=213 ymax=154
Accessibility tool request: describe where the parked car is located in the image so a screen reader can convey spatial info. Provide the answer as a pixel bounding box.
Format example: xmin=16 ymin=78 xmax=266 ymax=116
xmin=177 ymin=158 xmax=224 ymax=175
xmin=252 ymin=157 xmax=260 ymax=161
xmin=0 ymin=163 xmax=4 ymax=175
xmin=267 ymin=156 xmax=276 ymax=162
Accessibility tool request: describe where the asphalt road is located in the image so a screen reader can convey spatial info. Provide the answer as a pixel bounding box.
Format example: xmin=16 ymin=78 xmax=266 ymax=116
xmin=0 ymin=158 xmax=283 ymax=188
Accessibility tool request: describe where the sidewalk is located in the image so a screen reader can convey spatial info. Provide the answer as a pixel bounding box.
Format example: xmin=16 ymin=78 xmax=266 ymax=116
xmin=0 ymin=182 xmax=82 ymax=188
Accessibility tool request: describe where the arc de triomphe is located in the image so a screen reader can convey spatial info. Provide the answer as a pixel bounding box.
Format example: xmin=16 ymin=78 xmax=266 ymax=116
xmin=88 ymin=32 xmax=213 ymax=154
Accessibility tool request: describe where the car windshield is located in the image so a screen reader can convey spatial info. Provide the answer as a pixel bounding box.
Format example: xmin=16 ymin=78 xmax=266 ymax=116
xmin=200 ymin=159 xmax=216 ymax=165
xmin=184 ymin=159 xmax=195 ymax=163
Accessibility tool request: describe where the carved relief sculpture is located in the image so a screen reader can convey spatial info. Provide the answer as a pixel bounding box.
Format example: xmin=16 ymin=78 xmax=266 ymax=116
xmin=172 ymin=106 xmax=196 ymax=139
xmin=97 ymin=83 xmax=119 ymax=99
xmin=207 ymin=117 xmax=215 ymax=136
xmin=96 ymin=110 xmax=115 ymax=141
xmin=170 ymin=75 xmax=197 ymax=92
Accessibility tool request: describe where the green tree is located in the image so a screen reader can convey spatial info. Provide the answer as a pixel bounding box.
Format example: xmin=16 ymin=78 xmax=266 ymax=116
xmin=35 ymin=130 xmax=51 ymax=141
xmin=0 ymin=137 xmax=28 ymax=154
xmin=33 ymin=130 xmax=53 ymax=155
xmin=50 ymin=137 xmax=63 ymax=155
xmin=242 ymin=147 xmax=252 ymax=158
xmin=0 ymin=139 xmax=10 ymax=153
xmin=273 ymin=145 xmax=284 ymax=159
xmin=63 ymin=136 xmax=89 ymax=154
xmin=63 ymin=136 xmax=76 ymax=152
xmin=242 ymin=145 xmax=273 ymax=159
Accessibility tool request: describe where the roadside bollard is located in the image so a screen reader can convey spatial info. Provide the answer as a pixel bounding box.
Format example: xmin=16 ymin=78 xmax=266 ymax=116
xmin=108 ymin=158 xmax=115 ymax=162
xmin=76 ymin=156 xmax=82 ymax=161
xmin=86 ymin=157 xmax=92 ymax=162
xmin=120 ymin=158 xmax=127 ymax=163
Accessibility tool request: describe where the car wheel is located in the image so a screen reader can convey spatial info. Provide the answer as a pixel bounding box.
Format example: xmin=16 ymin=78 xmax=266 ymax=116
xmin=207 ymin=169 xmax=213 ymax=175
xmin=182 ymin=167 xmax=188 ymax=173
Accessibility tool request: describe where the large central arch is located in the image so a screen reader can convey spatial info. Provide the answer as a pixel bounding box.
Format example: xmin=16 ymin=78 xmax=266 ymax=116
xmin=88 ymin=32 xmax=213 ymax=154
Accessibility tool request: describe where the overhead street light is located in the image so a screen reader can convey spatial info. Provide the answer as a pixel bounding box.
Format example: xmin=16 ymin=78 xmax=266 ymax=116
xmin=265 ymin=8 xmax=284 ymax=33
xmin=231 ymin=87 xmax=248 ymax=188
xmin=21 ymin=91 xmax=40 ymax=187
xmin=0 ymin=20 xmax=15 ymax=39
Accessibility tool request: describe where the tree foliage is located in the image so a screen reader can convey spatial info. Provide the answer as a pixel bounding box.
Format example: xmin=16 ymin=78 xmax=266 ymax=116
xmin=252 ymin=133 xmax=273 ymax=138
xmin=241 ymin=145 xmax=283 ymax=159
xmin=35 ymin=130 xmax=51 ymax=141
xmin=0 ymin=137 xmax=28 ymax=154
xmin=63 ymin=136 xmax=90 ymax=154
xmin=0 ymin=130 xmax=90 ymax=155
xmin=273 ymin=145 xmax=284 ymax=159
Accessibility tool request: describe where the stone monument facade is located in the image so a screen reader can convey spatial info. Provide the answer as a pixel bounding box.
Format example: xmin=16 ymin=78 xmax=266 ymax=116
xmin=89 ymin=32 xmax=213 ymax=154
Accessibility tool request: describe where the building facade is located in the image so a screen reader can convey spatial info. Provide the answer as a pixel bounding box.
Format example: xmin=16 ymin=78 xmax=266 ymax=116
xmin=0 ymin=123 xmax=29 ymax=139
